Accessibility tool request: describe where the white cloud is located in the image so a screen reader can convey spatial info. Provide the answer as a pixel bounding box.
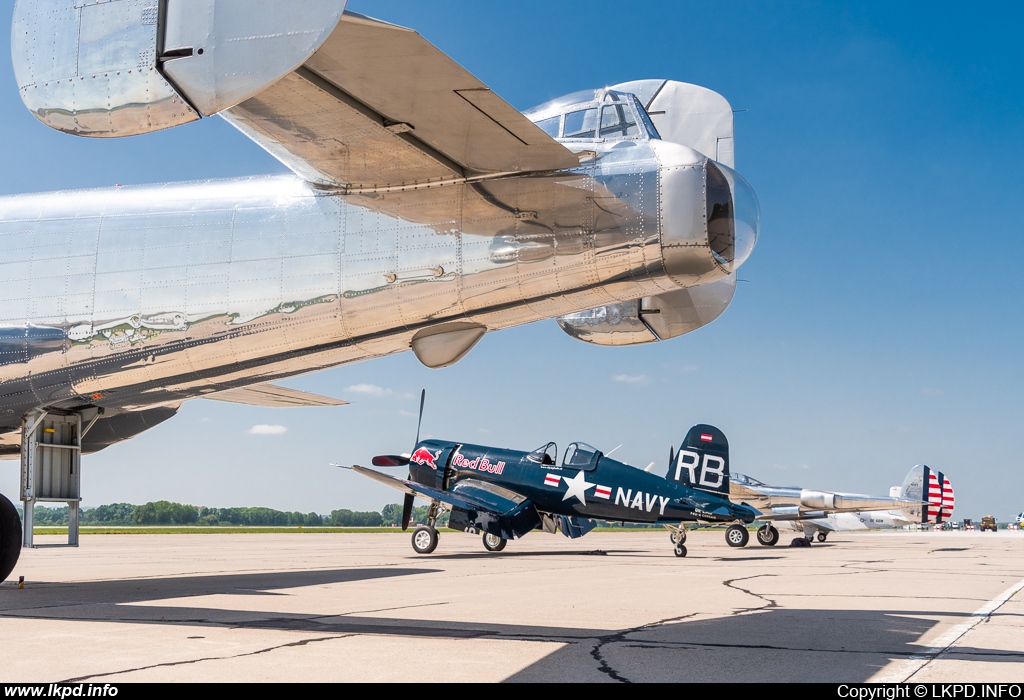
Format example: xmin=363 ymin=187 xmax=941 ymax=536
xmin=612 ymin=374 xmax=648 ymax=384
xmin=248 ymin=424 xmax=288 ymax=436
xmin=346 ymin=383 xmax=393 ymax=397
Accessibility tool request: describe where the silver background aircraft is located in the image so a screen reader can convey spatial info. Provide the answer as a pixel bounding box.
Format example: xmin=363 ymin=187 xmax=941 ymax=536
xmin=1 ymin=1 xmax=757 ymax=455
xmin=730 ymin=466 xmax=954 ymax=546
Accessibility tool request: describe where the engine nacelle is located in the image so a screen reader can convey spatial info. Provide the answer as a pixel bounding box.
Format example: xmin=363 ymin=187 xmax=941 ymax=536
xmin=557 ymin=275 xmax=735 ymax=347
xmin=12 ymin=0 xmax=347 ymax=136
xmin=799 ymin=490 xmax=836 ymax=510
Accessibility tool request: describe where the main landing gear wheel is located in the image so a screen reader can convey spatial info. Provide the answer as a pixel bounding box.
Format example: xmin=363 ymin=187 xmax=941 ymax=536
xmin=411 ymin=525 xmax=439 ymax=554
xmin=673 ymin=544 xmax=688 ymax=558
xmin=816 ymin=532 xmax=828 ymax=543
xmin=0 ymin=493 xmax=22 ymax=583
xmin=756 ymin=525 xmax=780 ymax=547
xmin=482 ymin=533 xmax=507 ymax=552
xmin=725 ymin=524 xmax=750 ymax=548
xmin=669 ymin=530 xmax=687 ymax=545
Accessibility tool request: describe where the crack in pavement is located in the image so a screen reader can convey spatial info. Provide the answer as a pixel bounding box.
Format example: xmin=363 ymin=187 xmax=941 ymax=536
xmin=723 ymin=574 xmax=778 ymax=615
xmin=335 ymin=601 xmax=450 ymax=617
xmin=61 ymin=634 xmax=350 ymax=682
xmin=588 ymin=613 xmax=699 ymax=683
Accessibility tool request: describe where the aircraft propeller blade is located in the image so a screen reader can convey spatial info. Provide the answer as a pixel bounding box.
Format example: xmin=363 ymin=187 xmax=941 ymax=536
xmin=401 ymin=492 xmax=415 ymax=532
xmin=414 ymin=389 xmax=425 ymax=446
xmin=372 ymin=455 xmax=410 ymax=467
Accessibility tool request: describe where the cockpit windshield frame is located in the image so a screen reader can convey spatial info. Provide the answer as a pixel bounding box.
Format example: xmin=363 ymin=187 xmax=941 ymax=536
xmin=527 ymin=442 xmax=558 ymax=466
xmin=562 ymin=442 xmax=601 ymax=471
xmin=525 ymin=89 xmax=660 ymax=145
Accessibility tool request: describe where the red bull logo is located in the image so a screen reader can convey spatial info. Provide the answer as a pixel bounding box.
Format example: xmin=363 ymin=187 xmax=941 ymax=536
xmin=410 ymin=447 xmax=441 ymax=470
xmin=451 ymin=451 xmax=506 ymax=475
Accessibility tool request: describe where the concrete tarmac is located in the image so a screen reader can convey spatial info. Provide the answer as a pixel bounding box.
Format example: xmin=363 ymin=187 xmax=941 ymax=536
xmin=1 ymin=530 xmax=1022 ymax=683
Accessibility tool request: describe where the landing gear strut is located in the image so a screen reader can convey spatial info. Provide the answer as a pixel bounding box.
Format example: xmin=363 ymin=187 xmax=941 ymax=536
xmin=410 ymin=501 xmax=448 ymax=555
xmin=666 ymin=523 xmax=687 ymax=545
xmin=665 ymin=523 xmax=688 ymax=558
xmin=0 ymin=493 xmax=22 ymax=583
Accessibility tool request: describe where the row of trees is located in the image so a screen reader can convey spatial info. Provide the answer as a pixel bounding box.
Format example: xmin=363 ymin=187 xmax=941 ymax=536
xmin=19 ymin=502 xmax=424 ymax=527
xmin=21 ymin=502 xmax=661 ymax=529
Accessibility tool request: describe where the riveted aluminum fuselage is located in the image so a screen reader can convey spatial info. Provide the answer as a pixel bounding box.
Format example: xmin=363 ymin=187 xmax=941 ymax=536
xmin=0 ymin=140 xmax=729 ymax=435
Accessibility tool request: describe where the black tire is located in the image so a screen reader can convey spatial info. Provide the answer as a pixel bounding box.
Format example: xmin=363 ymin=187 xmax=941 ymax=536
xmin=482 ymin=533 xmax=507 ymax=552
xmin=673 ymin=544 xmax=687 ymax=558
xmin=669 ymin=530 xmax=686 ymax=545
xmin=816 ymin=532 xmax=828 ymax=543
xmin=411 ymin=525 xmax=439 ymax=554
xmin=725 ymin=524 xmax=749 ymax=548
xmin=756 ymin=525 xmax=779 ymax=547
xmin=0 ymin=493 xmax=22 ymax=583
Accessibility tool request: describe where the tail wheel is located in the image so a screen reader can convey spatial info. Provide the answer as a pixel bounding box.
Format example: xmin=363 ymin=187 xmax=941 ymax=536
xmin=482 ymin=533 xmax=507 ymax=552
xmin=411 ymin=525 xmax=439 ymax=554
xmin=816 ymin=532 xmax=828 ymax=543
xmin=673 ymin=544 xmax=688 ymax=558
xmin=725 ymin=524 xmax=749 ymax=548
xmin=0 ymin=493 xmax=22 ymax=583
xmin=756 ymin=525 xmax=779 ymax=547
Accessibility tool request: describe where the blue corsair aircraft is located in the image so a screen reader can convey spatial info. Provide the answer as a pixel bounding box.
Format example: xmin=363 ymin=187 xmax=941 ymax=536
xmin=345 ymin=403 xmax=757 ymax=557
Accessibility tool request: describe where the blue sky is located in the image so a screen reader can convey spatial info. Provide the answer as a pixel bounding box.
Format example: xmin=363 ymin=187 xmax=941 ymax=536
xmin=1 ymin=1 xmax=1022 ymax=522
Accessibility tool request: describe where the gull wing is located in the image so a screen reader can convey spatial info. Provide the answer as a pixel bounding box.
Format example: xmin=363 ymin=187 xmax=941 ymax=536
xmin=205 ymin=383 xmax=348 ymax=407
xmin=220 ymin=12 xmax=579 ymax=190
xmin=351 ymin=466 xmax=524 ymax=515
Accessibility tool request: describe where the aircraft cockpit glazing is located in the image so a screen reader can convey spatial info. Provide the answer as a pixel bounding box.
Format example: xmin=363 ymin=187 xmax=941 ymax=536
xmin=731 ymin=473 xmax=765 ymax=487
xmin=526 ymin=89 xmax=660 ymax=144
xmin=563 ymin=442 xmax=601 ymax=471
xmin=527 ymin=442 xmax=558 ymax=465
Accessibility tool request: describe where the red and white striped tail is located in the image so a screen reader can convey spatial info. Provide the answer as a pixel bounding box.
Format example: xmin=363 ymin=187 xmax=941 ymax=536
xmin=925 ymin=471 xmax=954 ymax=523
xmin=927 ymin=473 xmax=942 ymax=520
xmin=941 ymin=476 xmax=954 ymax=519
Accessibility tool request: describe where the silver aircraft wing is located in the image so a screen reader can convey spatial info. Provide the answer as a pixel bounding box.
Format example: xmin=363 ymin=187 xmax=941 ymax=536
xmin=204 ymin=383 xmax=348 ymax=408
xmin=350 ymin=466 xmax=524 ymax=516
xmin=221 ymin=12 xmax=579 ymax=190
xmin=754 ymin=498 xmax=922 ymax=521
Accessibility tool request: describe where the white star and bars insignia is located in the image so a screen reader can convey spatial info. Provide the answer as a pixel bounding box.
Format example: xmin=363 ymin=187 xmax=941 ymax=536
xmin=544 ymin=472 xmax=611 ymax=504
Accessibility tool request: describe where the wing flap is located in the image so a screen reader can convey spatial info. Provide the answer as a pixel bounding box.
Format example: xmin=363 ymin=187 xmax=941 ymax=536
xmin=223 ymin=11 xmax=578 ymax=188
xmin=205 ymin=383 xmax=348 ymax=407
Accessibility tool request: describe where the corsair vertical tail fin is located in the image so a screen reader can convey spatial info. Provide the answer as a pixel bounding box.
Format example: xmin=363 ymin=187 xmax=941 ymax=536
xmin=669 ymin=424 xmax=730 ymax=496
